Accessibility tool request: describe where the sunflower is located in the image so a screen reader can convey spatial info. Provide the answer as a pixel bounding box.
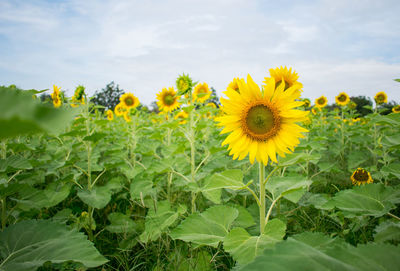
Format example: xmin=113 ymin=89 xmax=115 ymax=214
xmin=123 ymin=112 xmax=132 ymax=123
xmin=114 ymin=103 xmax=127 ymax=116
xmin=374 ymin=91 xmax=388 ymax=104
xmin=216 ymin=75 xmax=308 ymax=165
xmin=315 ymin=96 xmax=328 ymax=108
xmin=266 ymin=66 xmax=303 ymax=90
xmin=176 ymin=73 xmax=193 ymax=95
xmin=351 ymin=168 xmax=373 ymax=186
xmin=193 ymin=82 xmax=212 ymax=103
xmin=175 ymin=111 xmax=189 ymax=124
xmin=228 ymin=78 xmax=240 ymax=92
xmin=106 ymin=109 xmax=114 ymax=121
xmin=51 ymin=85 xmax=61 ymax=99
xmin=71 ymin=85 xmax=86 ymax=107
xmin=335 ymin=92 xmax=350 ymax=106
xmin=303 ymin=98 xmax=311 ymax=108
xmin=120 ymin=93 xmax=139 ymax=109
xmin=392 ymin=105 xmax=400 ymax=113
xmin=156 ymin=87 xmax=180 ymax=113
xmin=51 ymin=85 xmax=62 ymax=108
xmin=207 ymin=102 xmax=217 ymax=108
xmin=311 ymin=107 xmax=317 ymax=115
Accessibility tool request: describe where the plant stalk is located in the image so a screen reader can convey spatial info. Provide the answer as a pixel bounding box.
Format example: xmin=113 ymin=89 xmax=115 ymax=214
xmin=259 ymin=162 xmax=265 ymax=234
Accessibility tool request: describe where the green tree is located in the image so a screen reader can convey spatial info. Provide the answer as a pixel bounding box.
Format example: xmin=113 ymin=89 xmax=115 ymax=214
xmin=350 ymin=96 xmax=373 ymax=117
xmin=91 ymin=81 xmax=125 ymax=112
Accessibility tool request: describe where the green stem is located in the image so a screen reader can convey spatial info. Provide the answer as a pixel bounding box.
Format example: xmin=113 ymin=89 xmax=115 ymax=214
xmin=259 ymin=162 xmax=265 ymax=234
xmin=189 ymin=95 xmax=197 ymax=213
xmin=265 ymin=196 xmax=281 ymax=226
xmin=85 ymin=101 xmax=94 ymax=241
xmin=1 ymin=198 xmax=6 ymax=230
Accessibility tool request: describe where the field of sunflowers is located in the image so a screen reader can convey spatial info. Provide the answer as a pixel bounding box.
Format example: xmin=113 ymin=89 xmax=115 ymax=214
xmin=0 ymin=67 xmax=400 ymax=271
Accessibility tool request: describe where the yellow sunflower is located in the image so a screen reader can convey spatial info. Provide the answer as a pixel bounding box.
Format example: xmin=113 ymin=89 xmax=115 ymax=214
xmin=51 ymin=85 xmax=61 ymax=99
xmin=156 ymin=87 xmax=180 ymax=112
xmin=120 ymin=93 xmax=139 ymax=109
xmin=123 ymin=112 xmax=132 ymax=122
xmin=114 ymin=103 xmax=127 ymax=116
xmin=176 ymin=73 xmax=193 ymax=95
xmin=374 ymin=91 xmax=388 ymax=104
xmin=350 ymin=168 xmax=373 ymax=186
xmin=303 ymin=98 xmax=311 ymax=108
xmin=175 ymin=111 xmax=189 ymax=124
xmin=349 ymin=101 xmax=357 ymax=110
xmin=193 ymin=82 xmax=212 ymax=103
xmin=315 ymin=96 xmax=328 ymax=108
xmin=216 ymin=75 xmax=308 ymax=165
xmin=228 ymin=78 xmax=241 ymax=92
xmin=392 ymin=105 xmax=400 ymax=113
xmin=52 ymin=95 xmax=62 ymax=108
xmin=266 ymin=66 xmax=303 ymax=90
xmin=207 ymin=102 xmax=217 ymax=108
xmin=311 ymin=107 xmax=317 ymax=115
xmin=71 ymin=85 xmax=86 ymax=107
xmin=106 ymin=109 xmax=114 ymax=121
xmin=335 ymin=92 xmax=350 ymax=106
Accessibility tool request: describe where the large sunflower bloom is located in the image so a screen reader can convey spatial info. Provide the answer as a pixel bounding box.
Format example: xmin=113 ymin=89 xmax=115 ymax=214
xmin=156 ymin=87 xmax=180 ymax=113
xmin=106 ymin=109 xmax=114 ymax=121
xmin=216 ymin=75 xmax=308 ymax=165
xmin=392 ymin=105 xmax=400 ymax=113
xmin=335 ymin=92 xmax=350 ymax=106
xmin=374 ymin=91 xmax=388 ymax=104
xmin=351 ymin=168 xmax=373 ymax=185
xmin=120 ymin=93 xmax=139 ymax=109
xmin=266 ymin=66 xmax=303 ymax=90
xmin=315 ymin=96 xmax=328 ymax=108
xmin=193 ymin=82 xmax=212 ymax=103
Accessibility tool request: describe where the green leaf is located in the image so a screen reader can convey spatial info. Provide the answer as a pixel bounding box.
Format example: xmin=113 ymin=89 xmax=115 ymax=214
xmin=0 ymin=88 xmax=76 ymax=139
xmin=238 ymin=232 xmax=400 ymax=271
xmin=170 ymin=205 xmax=238 ymax=248
xmin=140 ymin=201 xmax=179 ymax=242
xmin=266 ymin=176 xmax=312 ymax=202
xmin=224 ymin=219 xmax=286 ymax=265
xmin=0 ymin=155 xmax=32 ymax=172
xmin=0 ymin=220 xmax=107 ymax=271
xmin=321 ymin=184 xmax=400 ymax=217
xmin=106 ymin=212 xmax=137 ymax=233
xmin=231 ymin=205 xmax=256 ymax=229
xmin=77 ymin=186 xmax=112 ymax=209
xmin=201 ymin=170 xmax=244 ymax=204
xmin=130 ymin=178 xmax=153 ymax=200
xmin=374 ymin=220 xmax=400 ymax=243
xmin=83 ymin=132 xmax=107 ymax=143
xmin=381 ymin=163 xmax=400 ymax=178
xmin=394 ymin=79 xmax=400 ymax=82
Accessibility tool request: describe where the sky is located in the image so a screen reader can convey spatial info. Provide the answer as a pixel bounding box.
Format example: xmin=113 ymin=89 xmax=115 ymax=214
xmin=0 ymin=0 xmax=399 ymax=106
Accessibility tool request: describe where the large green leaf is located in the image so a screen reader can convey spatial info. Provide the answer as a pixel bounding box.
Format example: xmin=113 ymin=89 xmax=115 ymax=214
xmin=321 ymin=184 xmax=400 ymax=217
xmin=77 ymin=186 xmax=112 ymax=209
xmin=266 ymin=176 xmax=312 ymax=203
xmin=0 ymin=220 xmax=107 ymax=271
xmin=106 ymin=212 xmax=137 ymax=233
xmin=170 ymin=205 xmax=238 ymax=248
xmin=0 ymin=87 xmax=76 ymax=139
xmin=238 ymin=232 xmax=400 ymax=271
xmin=224 ymin=219 xmax=286 ymax=265
xmin=201 ymin=170 xmax=245 ymax=204
xmin=0 ymin=156 xmax=32 ymax=172
xmin=374 ymin=220 xmax=400 ymax=243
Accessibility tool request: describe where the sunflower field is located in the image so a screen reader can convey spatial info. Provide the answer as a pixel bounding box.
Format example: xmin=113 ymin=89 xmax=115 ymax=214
xmin=1 ymin=68 xmax=400 ymax=271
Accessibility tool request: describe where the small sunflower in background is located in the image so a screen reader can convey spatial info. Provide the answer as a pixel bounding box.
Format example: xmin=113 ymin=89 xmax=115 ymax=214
xmin=71 ymin=85 xmax=86 ymax=107
xmin=335 ymin=92 xmax=350 ymax=106
xmin=156 ymin=87 xmax=180 ymax=113
xmin=176 ymin=73 xmax=193 ymax=95
xmin=349 ymin=100 xmax=357 ymax=110
xmin=51 ymin=85 xmax=62 ymax=108
xmin=228 ymin=78 xmax=241 ymax=92
xmin=351 ymin=168 xmax=373 ymax=185
xmin=175 ymin=110 xmax=188 ymax=124
xmin=207 ymin=102 xmax=217 ymax=108
xmin=106 ymin=109 xmax=114 ymax=121
xmin=216 ymin=74 xmax=308 ymax=165
xmin=315 ymin=96 xmax=328 ymax=108
xmin=123 ymin=112 xmax=132 ymax=123
xmin=114 ymin=103 xmax=127 ymax=117
xmin=266 ymin=66 xmax=303 ymax=91
xmin=303 ymin=98 xmax=311 ymax=108
xmin=392 ymin=105 xmax=400 ymax=113
xmin=311 ymin=107 xmax=318 ymax=115
xmin=374 ymin=91 xmax=388 ymax=105
xmin=120 ymin=93 xmax=139 ymax=109
xmin=193 ymin=82 xmax=212 ymax=103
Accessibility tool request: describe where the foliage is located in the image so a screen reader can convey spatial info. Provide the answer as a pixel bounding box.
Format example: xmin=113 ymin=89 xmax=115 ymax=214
xmin=91 ymin=81 xmax=125 ymax=112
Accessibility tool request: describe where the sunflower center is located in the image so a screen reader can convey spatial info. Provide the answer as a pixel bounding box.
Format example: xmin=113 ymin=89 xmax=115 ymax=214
xmin=276 ymin=80 xmax=289 ymax=90
xmin=164 ymin=94 xmax=175 ymax=105
xmin=338 ymin=95 xmax=346 ymax=102
xmin=125 ymin=97 xmax=134 ymax=106
xmin=317 ymin=98 xmax=325 ymax=105
xmin=242 ymin=102 xmax=280 ymax=141
xmin=377 ymin=95 xmax=384 ymax=102
xmin=353 ymin=169 xmax=369 ymax=182
xmin=179 ymin=80 xmax=188 ymax=91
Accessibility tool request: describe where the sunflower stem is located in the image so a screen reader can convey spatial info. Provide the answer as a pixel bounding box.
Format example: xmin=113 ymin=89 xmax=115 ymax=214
xmin=85 ymin=99 xmax=94 ymax=241
xmin=259 ymin=162 xmax=266 ymax=234
xmin=189 ymin=93 xmax=197 ymax=213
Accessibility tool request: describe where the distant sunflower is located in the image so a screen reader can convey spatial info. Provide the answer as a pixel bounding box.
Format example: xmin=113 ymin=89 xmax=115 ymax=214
xmin=216 ymin=75 xmax=308 ymax=165
xmin=156 ymin=87 xmax=180 ymax=113
xmin=335 ymin=92 xmax=350 ymax=106
xmin=392 ymin=105 xmax=400 ymax=113
xmin=193 ymin=82 xmax=212 ymax=103
xmin=266 ymin=66 xmax=303 ymax=90
xmin=175 ymin=111 xmax=188 ymax=124
xmin=315 ymin=96 xmax=328 ymax=108
xmin=51 ymin=85 xmax=61 ymax=100
xmin=51 ymin=85 xmax=62 ymax=108
xmin=349 ymin=101 xmax=357 ymax=110
xmin=351 ymin=168 xmax=373 ymax=186
xmin=120 ymin=93 xmax=139 ymax=109
xmin=207 ymin=102 xmax=217 ymax=108
xmin=106 ymin=109 xmax=114 ymax=121
xmin=303 ymin=98 xmax=311 ymax=108
xmin=71 ymin=85 xmax=85 ymax=107
xmin=114 ymin=103 xmax=127 ymax=116
xmin=228 ymin=78 xmax=241 ymax=92
xmin=176 ymin=73 xmax=193 ymax=95
xmin=374 ymin=91 xmax=388 ymax=104
xmin=123 ymin=112 xmax=132 ymax=122
xmin=311 ymin=107 xmax=317 ymax=115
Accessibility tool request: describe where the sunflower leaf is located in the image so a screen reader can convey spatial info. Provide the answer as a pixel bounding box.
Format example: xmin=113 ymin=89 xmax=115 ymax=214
xmin=201 ymin=170 xmax=244 ymax=204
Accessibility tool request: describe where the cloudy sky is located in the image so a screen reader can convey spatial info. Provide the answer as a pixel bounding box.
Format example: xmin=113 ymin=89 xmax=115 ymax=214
xmin=0 ymin=0 xmax=399 ymax=106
